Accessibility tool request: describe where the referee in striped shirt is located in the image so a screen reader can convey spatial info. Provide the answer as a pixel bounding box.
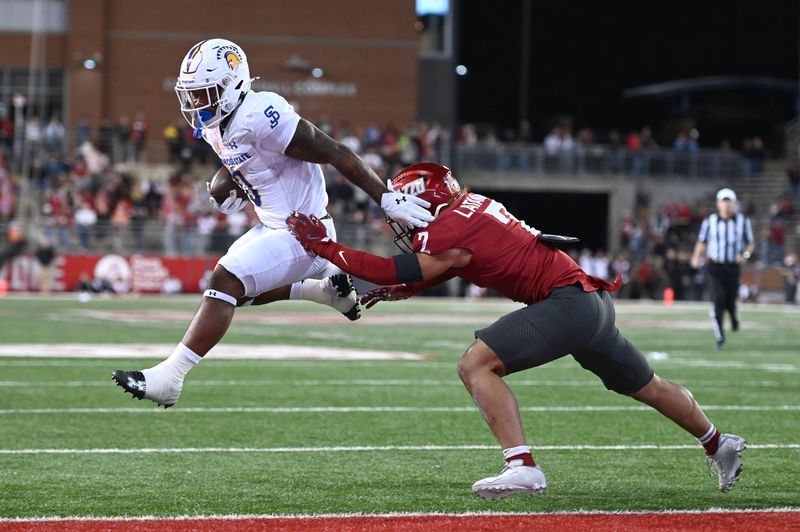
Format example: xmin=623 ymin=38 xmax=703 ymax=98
xmin=691 ymin=188 xmax=754 ymax=349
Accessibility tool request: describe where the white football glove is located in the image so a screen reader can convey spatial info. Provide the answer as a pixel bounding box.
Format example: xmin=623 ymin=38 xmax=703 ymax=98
xmin=206 ymin=182 xmax=248 ymax=214
xmin=381 ymin=190 xmax=434 ymax=228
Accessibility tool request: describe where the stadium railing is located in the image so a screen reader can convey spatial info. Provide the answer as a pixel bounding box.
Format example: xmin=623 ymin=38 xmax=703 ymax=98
xmin=456 ymin=144 xmax=750 ymax=179
xmin=0 ymin=219 xmax=395 ymax=258
xmin=0 ymin=142 xmax=754 ymax=259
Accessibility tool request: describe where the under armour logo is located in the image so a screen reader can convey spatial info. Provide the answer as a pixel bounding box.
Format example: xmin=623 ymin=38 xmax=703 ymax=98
xmin=395 ymin=197 xmax=407 ymax=205
xmin=208 ymin=290 xmax=217 ymax=297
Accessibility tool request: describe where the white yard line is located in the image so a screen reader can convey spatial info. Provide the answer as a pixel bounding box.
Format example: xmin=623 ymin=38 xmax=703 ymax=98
xmin=0 ymin=379 xmax=574 ymax=387
xmin=0 ymin=405 xmax=797 ymax=415
xmin=0 ymin=344 xmax=431 ymax=361
xmin=1 ymin=350 xmax=798 ymax=372
xmin=0 ymin=443 xmax=797 ymax=455
xmin=0 ymin=359 xmax=454 ymax=368
xmin=0 ymin=378 xmax=797 ymax=388
xmin=650 ymin=358 xmax=800 ymax=372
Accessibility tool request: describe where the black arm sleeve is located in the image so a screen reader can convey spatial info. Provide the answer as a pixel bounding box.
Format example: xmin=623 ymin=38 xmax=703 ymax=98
xmin=392 ymin=254 xmax=424 ymax=284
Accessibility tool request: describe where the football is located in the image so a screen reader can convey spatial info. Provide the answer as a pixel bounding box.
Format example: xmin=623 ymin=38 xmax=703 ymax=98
xmin=207 ymin=166 xmax=247 ymax=205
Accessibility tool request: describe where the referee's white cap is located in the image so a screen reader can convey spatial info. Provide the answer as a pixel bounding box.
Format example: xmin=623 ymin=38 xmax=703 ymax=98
xmin=716 ymin=187 xmax=737 ymax=202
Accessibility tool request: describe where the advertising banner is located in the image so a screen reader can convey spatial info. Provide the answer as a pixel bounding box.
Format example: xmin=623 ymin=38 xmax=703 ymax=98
xmin=0 ymin=254 xmax=220 ymax=293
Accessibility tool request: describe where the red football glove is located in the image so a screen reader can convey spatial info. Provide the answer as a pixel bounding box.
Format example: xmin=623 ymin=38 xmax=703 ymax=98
xmin=360 ymin=285 xmax=416 ymax=309
xmin=286 ymin=212 xmax=330 ymax=253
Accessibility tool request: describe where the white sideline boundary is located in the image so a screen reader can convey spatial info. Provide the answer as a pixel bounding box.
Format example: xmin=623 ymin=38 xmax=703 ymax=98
xmin=0 ymin=404 xmax=798 ymax=415
xmin=0 ymin=443 xmax=797 ymax=455
xmin=2 ymin=507 xmax=800 ymax=522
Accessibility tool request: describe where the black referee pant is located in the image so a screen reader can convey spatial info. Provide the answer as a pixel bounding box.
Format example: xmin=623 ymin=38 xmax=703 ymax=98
xmin=707 ymin=262 xmax=740 ymax=343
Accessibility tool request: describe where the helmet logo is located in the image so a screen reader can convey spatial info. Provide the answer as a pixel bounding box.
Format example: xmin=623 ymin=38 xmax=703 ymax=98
xmin=217 ymin=45 xmax=243 ymax=70
xmin=224 ymin=51 xmax=240 ymax=70
xmin=400 ymin=177 xmax=426 ymax=196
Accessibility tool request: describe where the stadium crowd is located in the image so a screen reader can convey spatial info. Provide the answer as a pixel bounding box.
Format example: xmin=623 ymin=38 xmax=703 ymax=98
xmin=0 ymin=111 xmax=796 ymax=300
xmin=579 ymin=185 xmax=799 ymax=302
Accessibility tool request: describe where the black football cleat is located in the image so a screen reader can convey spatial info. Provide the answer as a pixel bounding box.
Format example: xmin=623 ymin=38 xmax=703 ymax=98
xmin=111 ymin=370 xmax=178 ymax=408
xmin=112 ymin=370 xmax=146 ymax=400
xmin=327 ymin=273 xmax=361 ymax=321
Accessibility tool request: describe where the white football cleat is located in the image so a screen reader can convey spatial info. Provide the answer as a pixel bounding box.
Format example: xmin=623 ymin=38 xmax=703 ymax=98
xmin=471 ymin=464 xmax=547 ymax=500
xmin=322 ymin=274 xmax=361 ymax=321
xmin=112 ymin=367 xmax=183 ymax=408
xmin=707 ymin=433 xmax=746 ymax=492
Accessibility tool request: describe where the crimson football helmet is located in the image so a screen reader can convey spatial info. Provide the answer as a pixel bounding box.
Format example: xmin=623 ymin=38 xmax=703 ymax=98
xmin=387 ymin=162 xmax=462 ymax=252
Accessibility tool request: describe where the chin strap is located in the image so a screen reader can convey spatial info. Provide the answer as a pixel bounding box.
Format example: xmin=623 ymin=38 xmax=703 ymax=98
xmin=194 ymin=110 xmax=216 ymax=138
xmin=193 ymin=111 xmax=204 ymax=139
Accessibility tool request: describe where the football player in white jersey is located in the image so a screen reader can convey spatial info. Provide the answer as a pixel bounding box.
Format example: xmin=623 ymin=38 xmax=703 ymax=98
xmin=112 ymin=38 xmax=433 ymax=407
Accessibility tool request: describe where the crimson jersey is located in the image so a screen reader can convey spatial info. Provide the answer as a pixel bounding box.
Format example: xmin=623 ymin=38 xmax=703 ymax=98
xmin=411 ymin=193 xmax=620 ymax=304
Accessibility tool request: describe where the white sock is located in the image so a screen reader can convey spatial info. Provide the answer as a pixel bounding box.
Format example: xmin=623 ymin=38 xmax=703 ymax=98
xmin=289 ymin=281 xmax=304 ymax=300
xmin=150 ymin=342 xmax=202 ymax=381
xmin=290 ymin=279 xmax=328 ymax=305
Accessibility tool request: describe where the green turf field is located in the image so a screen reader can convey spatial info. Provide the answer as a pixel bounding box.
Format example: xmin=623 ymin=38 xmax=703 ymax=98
xmin=0 ymin=295 xmax=798 ymax=517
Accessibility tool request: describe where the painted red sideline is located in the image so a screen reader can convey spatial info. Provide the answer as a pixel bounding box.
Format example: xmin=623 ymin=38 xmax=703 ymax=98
xmin=3 ymin=512 xmax=800 ymax=532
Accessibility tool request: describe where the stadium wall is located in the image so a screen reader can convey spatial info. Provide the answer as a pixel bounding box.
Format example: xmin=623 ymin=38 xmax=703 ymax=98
xmin=0 ymin=0 xmax=418 ymax=161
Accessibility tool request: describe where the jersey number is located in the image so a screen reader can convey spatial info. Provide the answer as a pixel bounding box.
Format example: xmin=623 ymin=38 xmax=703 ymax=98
xmin=416 ymin=231 xmax=430 ymax=253
xmin=484 ymin=200 xmax=539 ymax=236
xmin=232 ymin=170 xmax=262 ymax=206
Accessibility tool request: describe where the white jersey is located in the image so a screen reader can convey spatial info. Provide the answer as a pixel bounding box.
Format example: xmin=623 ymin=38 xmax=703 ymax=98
xmin=202 ymin=91 xmax=328 ymax=228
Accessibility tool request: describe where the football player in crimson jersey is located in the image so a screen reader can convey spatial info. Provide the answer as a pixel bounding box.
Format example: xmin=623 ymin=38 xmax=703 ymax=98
xmin=287 ymin=163 xmax=746 ymax=499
